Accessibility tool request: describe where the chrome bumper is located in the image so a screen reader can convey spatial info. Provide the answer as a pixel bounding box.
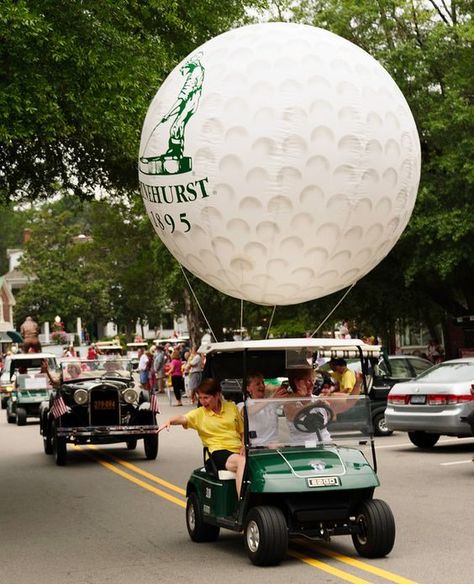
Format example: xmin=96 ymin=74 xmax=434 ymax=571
xmin=57 ymin=425 xmax=159 ymax=437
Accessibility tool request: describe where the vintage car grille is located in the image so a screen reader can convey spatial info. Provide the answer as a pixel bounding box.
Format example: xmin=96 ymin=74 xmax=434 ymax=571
xmin=90 ymin=388 xmax=120 ymax=426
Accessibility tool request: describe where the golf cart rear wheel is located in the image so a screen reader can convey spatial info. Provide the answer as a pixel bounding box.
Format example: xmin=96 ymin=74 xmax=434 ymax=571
xmin=186 ymin=492 xmax=220 ymax=542
xmin=244 ymin=506 xmax=288 ymax=566
xmin=16 ymin=407 xmax=27 ymax=426
xmin=352 ymin=499 xmax=395 ymax=558
xmin=144 ymin=434 xmax=158 ymax=459
xmin=408 ymin=431 xmax=440 ymax=448
xmin=52 ymin=421 xmax=67 ymax=466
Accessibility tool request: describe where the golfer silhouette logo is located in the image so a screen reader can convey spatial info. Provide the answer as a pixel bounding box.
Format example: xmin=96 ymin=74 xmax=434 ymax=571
xmin=140 ymin=53 xmax=205 ymax=176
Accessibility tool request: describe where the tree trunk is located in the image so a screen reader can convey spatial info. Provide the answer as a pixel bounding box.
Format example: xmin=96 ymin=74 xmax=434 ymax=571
xmin=183 ymin=288 xmax=202 ymax=348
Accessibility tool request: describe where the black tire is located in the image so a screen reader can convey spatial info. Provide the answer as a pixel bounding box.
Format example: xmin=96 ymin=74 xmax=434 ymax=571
xmin=186 ymin=492 xmax=220 ymax=542
xmin=373 ymin=412 xmax=393 ymax=437
xmin=352 ymin=499 xmax=395 ymax=558
xmin=52 ymin=421 xmax=67 ymax=466
xmin=1 ymin=396 xmax=8 ymax=409
xmin=43 ymin=420 xmax=53 ymax=455
xmin=144 ymin=434 xmax=158 ymax=460
xmin=7 ymin=411 xmax=15 ymax=424
xmin=16 ymin=407 xmax=27 ymax=426
xmin=126 ymin=438 xmax=138 ymax=450
xmin=244 ymin=506 xmax=288 ymax=566
xmin=408 ymin=431 xmax=440 ymax=448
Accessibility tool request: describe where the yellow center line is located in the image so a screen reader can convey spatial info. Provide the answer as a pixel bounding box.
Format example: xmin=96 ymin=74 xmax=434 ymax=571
xmin=86 ymin=445 xmax=186 ymax=496
xmin=300 ymin=541 xmax=419 ymax=584
xmin=288 ymin=550 xmax=372 ymax=584
xmin=80 ymin=445 xmax=418 ymax=584
xmin=76 ymin=446 xmax=186 ymax=508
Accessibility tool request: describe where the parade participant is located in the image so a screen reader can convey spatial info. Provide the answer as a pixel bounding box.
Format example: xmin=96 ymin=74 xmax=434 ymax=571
xmin=20 ymin=316 xmax=41 ymax=352
xmin=158 ymin=378 xmax=245 ymax=497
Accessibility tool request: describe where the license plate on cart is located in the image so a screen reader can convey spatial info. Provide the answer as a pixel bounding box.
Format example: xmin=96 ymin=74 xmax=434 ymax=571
xmin=307 ymin=476 xmax=340 ymax=487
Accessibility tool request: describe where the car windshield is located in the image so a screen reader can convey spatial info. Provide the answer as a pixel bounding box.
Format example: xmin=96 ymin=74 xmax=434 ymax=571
xmin=244 ymin=395 xmax=372 ymax=449
xmin=60 ymin=358 xmax=133 ymax=381
xmin=413 ymin=361 xmax=474 ymax=383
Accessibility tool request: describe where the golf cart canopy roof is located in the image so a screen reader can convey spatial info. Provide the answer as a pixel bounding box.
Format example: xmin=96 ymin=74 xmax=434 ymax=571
xmin=200 ymin=338 xmax=381 ymax=381
xmin=126 ymin=342 xmax=148 ymax=348
xmin=199 ymin=338 xmax=381 ymax=357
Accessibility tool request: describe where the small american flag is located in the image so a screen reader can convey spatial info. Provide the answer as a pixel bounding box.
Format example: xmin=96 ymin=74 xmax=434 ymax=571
xmin=51 ymin=395 xmax=68 ymax=419
xmin=150 ymin=391 xmax=160 ymax=414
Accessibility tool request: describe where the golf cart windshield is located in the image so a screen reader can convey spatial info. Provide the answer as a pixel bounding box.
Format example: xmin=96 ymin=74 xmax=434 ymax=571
xmin=60 ymin=358 xmax=133 ymax=381
xmin=244 ymin=395 xmax=372 ymax=449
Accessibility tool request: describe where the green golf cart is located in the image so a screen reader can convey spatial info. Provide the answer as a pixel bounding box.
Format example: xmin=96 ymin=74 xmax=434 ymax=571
xmin=6 ymin=372 xmax=51 ymax=426
xmin=185 ymin=338 xmax=395 ymax=566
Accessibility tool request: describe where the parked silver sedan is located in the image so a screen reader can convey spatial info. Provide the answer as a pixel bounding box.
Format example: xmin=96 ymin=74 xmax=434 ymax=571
xmin=385 ymin=358 xmax=474 ymax=448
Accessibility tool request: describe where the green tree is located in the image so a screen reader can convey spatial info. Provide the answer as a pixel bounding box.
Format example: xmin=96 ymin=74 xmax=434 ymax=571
xmin=263 ymin=0 xmax=474 ymax=324
xmin=0 ymin=0 xmax=261 ymax=204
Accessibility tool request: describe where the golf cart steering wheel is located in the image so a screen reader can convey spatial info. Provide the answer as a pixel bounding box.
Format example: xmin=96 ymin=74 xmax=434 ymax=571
xmin=293 ymin=401 xmax=335 ymax=433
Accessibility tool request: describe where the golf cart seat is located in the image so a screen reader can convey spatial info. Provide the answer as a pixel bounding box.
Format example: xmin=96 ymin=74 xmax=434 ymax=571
xmin=203 ymin=447 xmax=236 ymax=480
xmin=218 ymin=470 xmax=237 ymax=480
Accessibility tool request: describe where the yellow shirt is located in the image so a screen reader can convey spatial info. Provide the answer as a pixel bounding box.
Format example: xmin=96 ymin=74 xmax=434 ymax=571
xmin=330 ymin=369 xmax=356 ymax=394
xmin=185 ymin=399 xmax=244 ymax=453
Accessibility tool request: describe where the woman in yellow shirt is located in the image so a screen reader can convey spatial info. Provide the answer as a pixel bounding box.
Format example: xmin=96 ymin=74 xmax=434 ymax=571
xmin=158 ymin=378 xmax=246 ymax=496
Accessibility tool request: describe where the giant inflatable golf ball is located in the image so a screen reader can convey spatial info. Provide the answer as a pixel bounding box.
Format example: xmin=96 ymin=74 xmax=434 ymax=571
xmin=139 ymin=22 xmax=420 ymax=306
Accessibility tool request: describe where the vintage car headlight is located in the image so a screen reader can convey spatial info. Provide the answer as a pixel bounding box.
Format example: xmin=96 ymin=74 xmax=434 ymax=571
xmin=73 ymin=389 xmax=89 ymax=405
xmin=122 ymin=388 xmax=138 ymax=404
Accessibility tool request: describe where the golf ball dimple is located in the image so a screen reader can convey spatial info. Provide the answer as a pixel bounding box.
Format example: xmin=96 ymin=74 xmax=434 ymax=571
xmin=139 ymin=22 xmax=421 ymax=306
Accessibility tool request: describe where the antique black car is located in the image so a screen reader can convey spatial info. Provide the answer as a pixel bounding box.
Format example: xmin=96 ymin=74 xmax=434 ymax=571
xmin=40 ymin=358 xmax=159 ymax=465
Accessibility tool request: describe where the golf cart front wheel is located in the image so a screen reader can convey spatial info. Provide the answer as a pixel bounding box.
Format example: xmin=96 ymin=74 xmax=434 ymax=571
xmin=352 ymin=499 xmax=395 ymax=558
xmin=244 ymin=506 xmax=288 ymax=566
xmin=186 ymin=492 xmax=220 ymax=542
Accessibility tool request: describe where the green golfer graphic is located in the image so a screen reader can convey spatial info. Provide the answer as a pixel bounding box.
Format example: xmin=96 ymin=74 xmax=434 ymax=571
xmin=140 ymin=53 xmax=205 ymax=176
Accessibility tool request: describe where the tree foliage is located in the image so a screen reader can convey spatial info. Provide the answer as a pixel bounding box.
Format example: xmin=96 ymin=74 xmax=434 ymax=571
xmin=262 ymin=0 xmax=473 ymax=324
xmin=0 ymin=0 xmax=261 ymax=203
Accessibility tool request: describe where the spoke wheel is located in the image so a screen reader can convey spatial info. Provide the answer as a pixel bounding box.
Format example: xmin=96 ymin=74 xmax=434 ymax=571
xmin=352 ymin=499 xmax=395 ymax=558
xmin=52 ymin=421 xmax=67 ymax=466
xmin=244 ymin=506 xmax=288 ymax=566
xmin=126 ymin=438 xmax=138 ymax=450
xmin=144 ymin=434 xmax=158 ymax=459
xmin=186 ymin=492 xmax=220 ymax=542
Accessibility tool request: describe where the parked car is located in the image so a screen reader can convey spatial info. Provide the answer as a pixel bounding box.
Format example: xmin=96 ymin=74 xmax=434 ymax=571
xmin=39 ymin=357 xmax=159 ymax=465
xmin=6 ymin=372 xmax=52 ymax=425
xmin=385 ymin=358 xmax=474 ymax=447
xmin=186 ymin=338 xmax=395 ymax=566
xmin=0 ymin=352 xmax=58 ymax=409
xmin=319 ymin=354 xmax=433 ymax=436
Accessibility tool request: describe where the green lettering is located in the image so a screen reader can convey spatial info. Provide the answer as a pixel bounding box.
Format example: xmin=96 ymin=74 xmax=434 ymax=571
xmin=174 ymin=184 xmax=188 ymax=203
xmin=186 ymin=182 xmax=197 ymax=201
xmin=195 ymin=177 xmax=210 ymax=198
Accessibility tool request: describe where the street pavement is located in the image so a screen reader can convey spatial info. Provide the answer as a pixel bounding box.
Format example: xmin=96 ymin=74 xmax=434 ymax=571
xmin=0 ymin=395 xmax=473 ymax=584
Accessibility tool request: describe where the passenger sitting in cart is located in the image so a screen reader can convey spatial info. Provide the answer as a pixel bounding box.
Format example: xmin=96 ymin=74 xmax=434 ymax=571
xmin=237 ymin=371 xmax=287 ymax=447
xmin=283 ymin=367 xmax=362 ymax=444
xmin=158 ymin=378 xmax=246 ymax=496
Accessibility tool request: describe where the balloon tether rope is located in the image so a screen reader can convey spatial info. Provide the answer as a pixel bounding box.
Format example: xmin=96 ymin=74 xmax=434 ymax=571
xmin=310 ymin=282 xmax=357 ymax=338
xmin=179 ymin=265 xmax=218 ymax=342
xmin=265 ymin=306 xmax=276 ymax=339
